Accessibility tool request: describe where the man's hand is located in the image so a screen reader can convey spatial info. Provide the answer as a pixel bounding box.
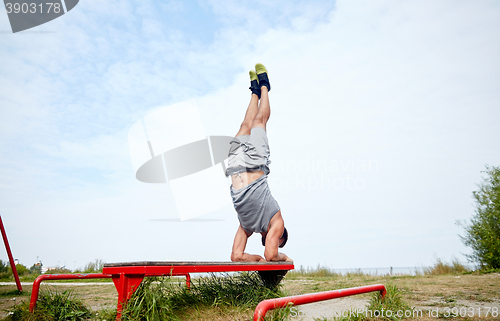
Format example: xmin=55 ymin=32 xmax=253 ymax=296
xmin=266 ymin=252 xmax=292 ymax=262
xmin=232 ymin=253 xmax=266 ymax=262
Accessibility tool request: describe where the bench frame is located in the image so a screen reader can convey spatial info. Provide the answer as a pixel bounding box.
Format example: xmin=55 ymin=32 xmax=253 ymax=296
xmin=29 ymin=261 xmax=294 ymax=321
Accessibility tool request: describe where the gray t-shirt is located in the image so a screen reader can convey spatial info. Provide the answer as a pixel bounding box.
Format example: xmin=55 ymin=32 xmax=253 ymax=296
xmin=230 ymin=174 xmax=280 ymax=233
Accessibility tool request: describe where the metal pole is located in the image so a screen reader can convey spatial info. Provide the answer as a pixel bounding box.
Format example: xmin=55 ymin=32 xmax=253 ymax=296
xmin=29 ymin=273 xmax=112 ymax=312
xmin=0 ymin=215 xmax=22 ymax=291
xmin=253 ymin=284 xmax=386 ymax=321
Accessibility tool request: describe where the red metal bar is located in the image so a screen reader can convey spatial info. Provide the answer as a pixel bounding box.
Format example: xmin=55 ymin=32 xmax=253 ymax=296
xmin=185 ymin=273 xmax=191 ymax=290
xmin=113 ymin=273 xmax=145 ymax=320
xmin=0 ymin=215 xmax=22 ymax=292
xmin=253 ymin=284 xmax=386 ymax=321
xmin=29 ymin=273 xmax=112 ymax=312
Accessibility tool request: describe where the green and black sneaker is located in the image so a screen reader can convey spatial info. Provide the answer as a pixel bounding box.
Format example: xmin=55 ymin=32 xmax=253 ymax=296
xmin=249 ymin=70 xmax=261 ymax=98
xmin=255 ymin=63 xmax=271 ymax=92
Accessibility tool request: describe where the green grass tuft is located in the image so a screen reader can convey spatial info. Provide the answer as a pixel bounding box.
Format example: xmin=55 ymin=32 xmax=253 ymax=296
xmin=121 ymin=272 xmax=288 ymax=321
xmin=5 ymin=288 xmax=92 ymax=321
xmin=365 ymin=284 xmax=415 ymax=320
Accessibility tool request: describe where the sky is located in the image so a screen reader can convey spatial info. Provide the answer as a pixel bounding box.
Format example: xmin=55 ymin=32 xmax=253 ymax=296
xmin=0 ymin=0 xmax=499 ymax=271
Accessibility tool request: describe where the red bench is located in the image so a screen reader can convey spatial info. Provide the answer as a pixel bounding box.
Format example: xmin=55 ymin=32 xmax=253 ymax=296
xmin=30 ymin=261 xmax=294 ymax=320
xmin=103 ymin=261 xmax=294 ymax=319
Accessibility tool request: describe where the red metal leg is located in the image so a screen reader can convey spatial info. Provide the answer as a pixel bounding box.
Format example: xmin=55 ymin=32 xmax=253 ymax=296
xmin=113 ymin=273 xmax=144 ymax=321
xmin=185 ymin=273 xmax=191 ymax=290
xmin=29 ymin=275 xmax=43 ymax=312
xmin=0 ymin=216 xmax=22 ymax=292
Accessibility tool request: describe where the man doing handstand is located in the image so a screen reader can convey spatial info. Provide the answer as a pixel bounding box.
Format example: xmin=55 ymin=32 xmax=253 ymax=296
xmin=226 ymin=63 xmax=291 ymax=262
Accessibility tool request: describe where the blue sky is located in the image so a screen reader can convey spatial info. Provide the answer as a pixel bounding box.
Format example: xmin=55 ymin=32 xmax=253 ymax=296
xmin=1 ymin=0 xmax=499 ymax=271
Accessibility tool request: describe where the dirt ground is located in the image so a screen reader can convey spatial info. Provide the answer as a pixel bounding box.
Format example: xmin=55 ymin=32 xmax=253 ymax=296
xmin=0 ymin=272 xmax=499 ymax=320
xmin=0 ymin=282 xmax=117 ymax=319
xmin=285 ymin=272 xmax=500 ymax=320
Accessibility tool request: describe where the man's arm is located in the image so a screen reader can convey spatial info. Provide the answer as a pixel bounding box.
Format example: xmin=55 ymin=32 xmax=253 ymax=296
xmin=231 ymin=225 xmax=265 ymax=262
xmin=264 ymin=212 xmax=293 ymax=262
xmin=264 ymin=235 xmax=292 ymax=262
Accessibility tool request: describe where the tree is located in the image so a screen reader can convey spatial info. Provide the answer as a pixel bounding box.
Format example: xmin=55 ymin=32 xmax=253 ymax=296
xmin=7 ymin=264 xmax=29 ymax=276
xmin=83 ymin=259 xmax=105 ymax=273
xmin=0 ymin=260 xmax=9 ymax=279
xmin=0 ymin=260 xmax=8 ymax=273
xmin=457 ymin=165 xmax=500 ymax=269
xmin=30 ymin=263 xmax=42 ymax=275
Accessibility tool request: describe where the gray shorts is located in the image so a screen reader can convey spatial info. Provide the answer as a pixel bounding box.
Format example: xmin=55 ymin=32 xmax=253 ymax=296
xmin=225 ymin=127 xmax=271 ymax=177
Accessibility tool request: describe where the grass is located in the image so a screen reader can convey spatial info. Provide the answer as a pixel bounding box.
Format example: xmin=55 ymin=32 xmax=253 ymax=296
xmin=0 ymin=259 xmax=109 ymax=283
xmin=2 ymin=272 xmax=289 ymax=321
xmin=0 ymin=291 xmax=25 ymax=298
xmin=291 ymin=259 xmax=473 ymax=280
xmin=121 ymin=272 xmax=288 ymax=320
xmin=4 ymin=288 xmax=92 ymax=321
xmin=290 ymin=265 xmax=342 ymax=278
xmin=422 ymin=258 xmax=470 ymax=275
xmin=288 ymin=265 xmax=371 ymax=280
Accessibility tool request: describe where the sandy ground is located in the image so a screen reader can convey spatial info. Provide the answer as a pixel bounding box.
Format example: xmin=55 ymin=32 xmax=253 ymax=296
xmin=294 ymin=297 xmax=370 ymax=320
xmin=285 ymin=273 xmax=500 ymax=321
xmin=292 ymin=296 xmax=500 ymax=321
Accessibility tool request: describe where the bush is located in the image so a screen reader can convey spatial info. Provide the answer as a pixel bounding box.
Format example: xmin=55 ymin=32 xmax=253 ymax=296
xmin=457 ymin=165 xmax=500 ymax=269
xmin=0 ymin=260 xmax=8 ymax=273
xmin=44 ymin=267 xmax=72 ymax=274
xmin=83 ymin=259 xmax=105 ymax=273
xmin=0 ymin=260 xmax=11 ymax=279
xmin=29 ymin=264 xmax=42 ymax=275
xmin=7 ymin=264 xmax=29 ymax=276
xmin=424 ymin=258 xmax=470 ymax=275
